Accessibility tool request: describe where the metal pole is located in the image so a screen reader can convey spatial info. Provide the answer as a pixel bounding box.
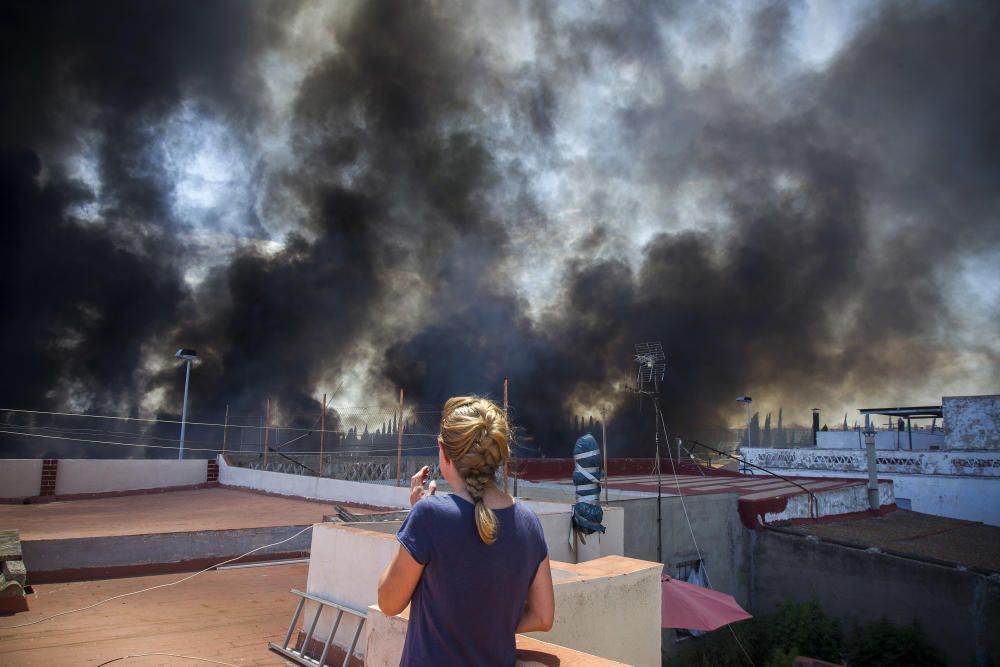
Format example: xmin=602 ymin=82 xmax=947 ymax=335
xmin=505 ymin=377 xmax=515 ymax=496
xmin=655 ymin=397 xmax=662 ymax=564
xmin=864 ymin=414 xmax=879 ymax=511
xmin=319 ymin=393 xmax=327 ymax=478
xmin=395 ymin=389 xmax=404 ymax=486
xmin=179 ymin=360 xmax=191 ymax=460
xmin=263 ymin=399 xmax=271 ymax=467
xmin=221 ymin=403 xmax=229 ymax=455
xmin=746 ymin=400 xmax=752 ymax=448
xmin=602 ymin=408 xmax=608 ymax=505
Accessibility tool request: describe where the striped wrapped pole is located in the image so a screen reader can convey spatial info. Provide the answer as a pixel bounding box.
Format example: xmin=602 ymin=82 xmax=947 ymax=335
xmin=572 ymin=433 xmax=606 ymax=534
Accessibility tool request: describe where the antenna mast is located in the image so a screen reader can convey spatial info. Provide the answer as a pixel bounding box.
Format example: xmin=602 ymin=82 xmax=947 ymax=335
xmin=629 ymin=341 xmax=666 ymax=563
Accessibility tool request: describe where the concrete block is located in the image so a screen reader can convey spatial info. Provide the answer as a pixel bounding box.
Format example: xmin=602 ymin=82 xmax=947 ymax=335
xmin=0 ymin=529 xmax=22 ymax=562
xmin=3 ymin=559 xmax=27 ymax=586
xmin=0 ymin=576 xmax=24 ymax=598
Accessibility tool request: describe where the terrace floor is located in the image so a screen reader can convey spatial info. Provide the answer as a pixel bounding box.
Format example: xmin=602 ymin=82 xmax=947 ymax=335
xmin=0 ymin=487 xmax=378 ymax=540
xmin=0 ymin=561 xmax=306 ymax=666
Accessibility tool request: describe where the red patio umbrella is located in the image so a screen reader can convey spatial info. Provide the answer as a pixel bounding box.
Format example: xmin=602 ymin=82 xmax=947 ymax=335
xmin=661 ymin=575 xmax=752 ymax=631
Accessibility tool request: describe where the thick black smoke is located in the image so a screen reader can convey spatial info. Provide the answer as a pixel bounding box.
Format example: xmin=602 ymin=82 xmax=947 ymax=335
xmin=1 ymin=1 xmax=998 ymax=458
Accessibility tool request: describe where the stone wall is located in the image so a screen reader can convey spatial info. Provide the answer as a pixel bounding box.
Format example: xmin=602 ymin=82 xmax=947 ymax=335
xmin=945 ymin=395 xmax=1000 ymax=450
xmin=750 ymin=529 xmax=1000 ymax=667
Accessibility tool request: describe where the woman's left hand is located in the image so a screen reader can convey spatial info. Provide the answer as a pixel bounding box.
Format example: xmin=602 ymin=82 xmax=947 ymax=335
xmin=409 ymin=465 xmax=437 ymax=506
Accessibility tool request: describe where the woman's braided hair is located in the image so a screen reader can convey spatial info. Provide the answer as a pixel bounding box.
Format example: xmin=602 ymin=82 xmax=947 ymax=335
xmin=439 ymin=396 xmax=510 ymax=544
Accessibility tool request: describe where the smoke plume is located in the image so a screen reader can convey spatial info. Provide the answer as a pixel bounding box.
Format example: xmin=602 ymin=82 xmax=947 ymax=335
xmin=2 ymin=0 xmax=998 ymax=456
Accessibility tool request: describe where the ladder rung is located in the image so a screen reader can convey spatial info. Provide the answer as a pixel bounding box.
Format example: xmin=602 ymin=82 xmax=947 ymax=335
xmin=270 ymin=589 xmax=367 ymax=667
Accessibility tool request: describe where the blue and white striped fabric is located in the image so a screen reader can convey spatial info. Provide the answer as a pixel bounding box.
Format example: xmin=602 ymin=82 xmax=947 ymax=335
xmin=572 ymin=433 xmax=605 ymax=534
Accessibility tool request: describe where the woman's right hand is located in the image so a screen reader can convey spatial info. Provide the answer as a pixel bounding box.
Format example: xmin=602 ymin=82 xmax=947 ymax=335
xmin=409 ymin=465 xmax=437 ymax=506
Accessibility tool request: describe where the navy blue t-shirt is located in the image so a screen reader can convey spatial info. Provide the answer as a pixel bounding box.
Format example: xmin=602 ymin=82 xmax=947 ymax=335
xmin=395 ymin=494 xmax=548 ymax=666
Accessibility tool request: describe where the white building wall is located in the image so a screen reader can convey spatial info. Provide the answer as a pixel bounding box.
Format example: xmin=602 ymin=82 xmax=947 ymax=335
xmin=817 ymin=430 xmax=944 ymax=450
xmin=944 ymin=394 xmax=1000 ymax=450
xmin=0 ymin=459 xmax=43 ymax=498
xmin=54 ymin=459 xmax=207 ymax=495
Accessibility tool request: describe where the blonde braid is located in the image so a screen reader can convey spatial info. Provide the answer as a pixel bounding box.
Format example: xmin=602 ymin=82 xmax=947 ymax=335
xmin=439 ymin=396 xmax=510 ymax=544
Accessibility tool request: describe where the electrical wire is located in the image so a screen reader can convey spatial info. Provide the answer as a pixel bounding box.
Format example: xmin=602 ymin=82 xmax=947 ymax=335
xmin=0 ymin=407 xmax=421 ymax=433
xmin=95 ymin=653 xmax=241 ymax=667
xmin=0 ymin=420 xmax=222 ymax=447
xmin=0 ymin=429 xmax=223 ymax=453
xmin=0 ymin=427 xmax=439 ymax=456
xmin=0 ymin=524 xmax=313 ymax=631
xmin=5 ymin=422 xmax=222 ymax=446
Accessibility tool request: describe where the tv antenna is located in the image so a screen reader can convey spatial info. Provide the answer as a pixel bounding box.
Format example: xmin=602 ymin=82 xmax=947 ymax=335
xmin=633 ymin=342 xmax=666 ymax=392
xmin=627 ymin=341 xmax=667 ymax=562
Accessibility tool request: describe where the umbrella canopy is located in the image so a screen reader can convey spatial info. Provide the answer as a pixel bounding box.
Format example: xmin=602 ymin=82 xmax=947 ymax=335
xmin=661 ymin=575 xmax=752 ymax=631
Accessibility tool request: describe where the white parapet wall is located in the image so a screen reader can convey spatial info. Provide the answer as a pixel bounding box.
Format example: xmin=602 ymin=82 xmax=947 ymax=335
xmin=304 ymin=522 xmax=655 ymax=666
xmin=218 ymin=456 xmax=412 ymax=508
xmin=364 ymin=606 xmax=632 ymax=666
xmin=54 ymin=459 xmax=208 ymax=495
xmin=0 ymin=459 xmax=43 ymax=498
xmin=743 ymin=447 xmax=1000 ymax=526
xmin=761 ymin=480 xmax=894 ymax=524
xmin=536 ymin=504 xmax=625 ymax=563
xmin=217 ymin=456 xmax=626 ymax=556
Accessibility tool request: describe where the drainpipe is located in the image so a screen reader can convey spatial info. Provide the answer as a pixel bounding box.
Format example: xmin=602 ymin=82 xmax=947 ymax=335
xmin=864 ymin=414 xmax=879 ymax=511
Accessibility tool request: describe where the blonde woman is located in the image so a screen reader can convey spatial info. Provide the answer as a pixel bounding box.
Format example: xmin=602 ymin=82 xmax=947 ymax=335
xmin=378 ymin=396 xmax=555 ymax=665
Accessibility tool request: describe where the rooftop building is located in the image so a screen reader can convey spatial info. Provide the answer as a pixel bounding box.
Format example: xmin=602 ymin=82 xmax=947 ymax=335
xmin=1 ymin=447 xmax=997 ymax=666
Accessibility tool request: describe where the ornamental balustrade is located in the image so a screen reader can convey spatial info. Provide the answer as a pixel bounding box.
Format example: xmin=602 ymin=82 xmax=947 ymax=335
xmin=742 ymin=447 xmax=1000 ymax=477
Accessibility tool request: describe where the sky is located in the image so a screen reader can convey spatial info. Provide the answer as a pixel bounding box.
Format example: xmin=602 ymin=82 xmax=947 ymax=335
xmin=1 ymin=0 xmax=998 ymax=454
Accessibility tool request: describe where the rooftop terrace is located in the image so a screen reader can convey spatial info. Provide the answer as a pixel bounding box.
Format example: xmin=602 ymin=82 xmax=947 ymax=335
xmin=1 ymin=561 xmax=307 ymax=666
xmin=777 ymin=509 xmax=1000 ymax=573
xmin=0 ymin=487 xmax=376 ymax=540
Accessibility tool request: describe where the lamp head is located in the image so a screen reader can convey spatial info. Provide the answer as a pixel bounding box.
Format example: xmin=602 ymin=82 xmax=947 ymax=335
xmin=175 ymin=348 xmax=198 ymax=361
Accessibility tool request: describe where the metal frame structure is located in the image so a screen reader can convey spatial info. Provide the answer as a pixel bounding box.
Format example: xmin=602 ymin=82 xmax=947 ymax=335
xmin=269 ymin=588 xmax=366 ymax=667
xmin=627 ymin=341 xmax=667 ymax=563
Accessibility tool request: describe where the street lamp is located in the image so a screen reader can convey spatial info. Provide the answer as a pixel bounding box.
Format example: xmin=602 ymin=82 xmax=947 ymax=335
xmin=175 ymin=349 xmax=198 ymax=460
xmin=736 ymin=396 xmax=753 ymax=448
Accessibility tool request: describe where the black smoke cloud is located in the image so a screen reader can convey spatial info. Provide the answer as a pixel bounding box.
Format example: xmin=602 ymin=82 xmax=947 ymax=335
xmin=1 ymin=0 xmax=998 ymax=458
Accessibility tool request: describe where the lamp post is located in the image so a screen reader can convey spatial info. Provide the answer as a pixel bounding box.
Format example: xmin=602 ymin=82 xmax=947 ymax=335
xmin=863 ymin=414 xmax=879 ymax=510
xmin=175 ymin=349 xmax=198 ymax=460
xmin=736 ymin=396 xmax=753 ymax=447
xmin=736 ymin=396 xmax=752 ymax=475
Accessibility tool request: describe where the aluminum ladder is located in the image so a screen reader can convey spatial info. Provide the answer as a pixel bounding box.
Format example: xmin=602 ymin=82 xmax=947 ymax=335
xmin=269 ymin=588 xmax=366 ymax=667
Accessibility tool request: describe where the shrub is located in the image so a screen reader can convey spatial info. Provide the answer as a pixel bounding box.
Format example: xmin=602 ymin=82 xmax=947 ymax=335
xmin=760 ymin=598 xmax=841 ymax=663
xmin=844 ymin=617 xmax=945 ymax=667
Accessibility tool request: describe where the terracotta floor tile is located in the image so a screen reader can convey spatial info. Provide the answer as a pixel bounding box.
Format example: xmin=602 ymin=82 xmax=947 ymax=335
xmin=0 ymin=562 xmax=309 ymax=666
